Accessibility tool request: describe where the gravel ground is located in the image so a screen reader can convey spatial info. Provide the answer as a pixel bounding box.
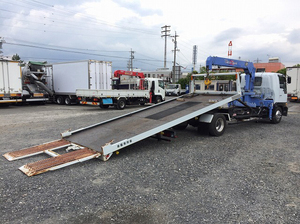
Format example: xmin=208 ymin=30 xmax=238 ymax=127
xmin=0 ymin=102 xmax=299 ymax=224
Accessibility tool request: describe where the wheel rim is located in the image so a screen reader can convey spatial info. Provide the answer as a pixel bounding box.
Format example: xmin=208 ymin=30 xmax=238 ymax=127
xmin=275 ymin=109 xmax=282 ymax=121
xmin=119 ymin=101 xmax=125 ymax=108
xmin=215 ymin=118 xmax=225 ymax=132
xmin=65 ymin=98 xmax=70 ymax=104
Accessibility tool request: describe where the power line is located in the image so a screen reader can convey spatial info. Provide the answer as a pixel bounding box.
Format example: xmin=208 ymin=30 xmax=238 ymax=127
xmin=5 ymin=42 xmax=129 ymax=59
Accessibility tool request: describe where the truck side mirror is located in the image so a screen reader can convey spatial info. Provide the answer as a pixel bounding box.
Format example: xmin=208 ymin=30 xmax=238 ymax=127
xmin=287 ymin=76 xmax=291 ymax=84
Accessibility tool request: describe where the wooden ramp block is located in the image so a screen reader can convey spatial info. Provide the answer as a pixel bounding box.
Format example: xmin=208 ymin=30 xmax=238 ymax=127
xmin=3 ymin=139 xmax=71 ymax=161
xmin=19 ymin=148 xmax=100 ymax=176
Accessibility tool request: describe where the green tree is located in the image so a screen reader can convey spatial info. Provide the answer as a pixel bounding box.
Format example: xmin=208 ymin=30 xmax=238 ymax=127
xmin=177 ymin=73 xmax=191 ymax=89
xmin=277 ymin=68 xmax=286 ymax=75
xmin=199 ymin=66 xmax=206 ymax=74
xmin=12 ymin=54 xmax=20 ymax=61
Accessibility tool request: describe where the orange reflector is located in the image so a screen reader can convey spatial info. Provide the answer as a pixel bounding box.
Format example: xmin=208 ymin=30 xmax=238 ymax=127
xmin=33 ymin=93 xmax=44 ymax=97
xmin=10 ymin=93 xmax=22 ymax=97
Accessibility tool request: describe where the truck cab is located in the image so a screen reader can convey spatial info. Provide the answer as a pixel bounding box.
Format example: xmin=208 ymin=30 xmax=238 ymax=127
xmin=240 ymin=72 xmax=288 ymax=105
xmin=146 ymin=78 xmax=165 ymax=103
xmin=165 ymin=83 xmax=184 ymax=96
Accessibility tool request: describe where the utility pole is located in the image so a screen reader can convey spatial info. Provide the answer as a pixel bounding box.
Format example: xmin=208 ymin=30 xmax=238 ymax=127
xmin=161 ymin=25 xmax=171 ymax=68
xmin=130 ymin=49 xmax=135 ymax=71
xmin=0 ymin=37 xmax=5 ymax=56
xmin=171 ymin=31 xmax=179 ymax=82
xmin=254 ymin=58 xmax=261 ymax=63
xmin=192 ymin=45 xmax=197 ymax=72
xmin=127 ymin=60 xmax=131 ymax=70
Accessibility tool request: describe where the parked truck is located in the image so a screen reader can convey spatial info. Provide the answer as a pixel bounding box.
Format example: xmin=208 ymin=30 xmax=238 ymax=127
xmin=0 ymin=60 xmax=50 ymax=105
xmin=165 ymin=83 xmax=186 ymax=96
xmin=46 ymin=60 xmax=112 ymax=105
xmin=77 ymin=78 xmax=165 ymax=109
xmin=3 ymin=56 xmax=289 ymax=176
xmin=286 ymin=66 xmax=300 ymax=102
xmin=112 ymin=70 xmax=145 ymax=90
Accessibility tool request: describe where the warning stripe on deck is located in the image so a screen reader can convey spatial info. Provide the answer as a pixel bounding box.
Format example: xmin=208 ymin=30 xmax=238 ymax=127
xmin=19 ymin=148 xmax=100 ymax=176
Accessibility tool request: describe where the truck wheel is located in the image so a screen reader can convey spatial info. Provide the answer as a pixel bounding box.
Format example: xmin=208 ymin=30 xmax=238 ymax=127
xmin=65 ymin=96 xmax=72 ymax=105
xmin=271 ymin=107 xmax=282 ymax=124
xmin=173 ymin=121 xmax=188 ymax=130
xmin=155 ymin=96 xmax=162 ymax=104
xmin=208 ymin=114 xmax=226 ymax=136
xmin=117 ymin=99 xmax=126 ymax=110
xmin=56 ymin=96 xmax=65 ymax=105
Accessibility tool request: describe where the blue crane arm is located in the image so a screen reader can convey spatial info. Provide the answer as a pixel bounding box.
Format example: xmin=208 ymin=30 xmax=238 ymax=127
xmin=206 ymin=56 xmax=256 ymax=92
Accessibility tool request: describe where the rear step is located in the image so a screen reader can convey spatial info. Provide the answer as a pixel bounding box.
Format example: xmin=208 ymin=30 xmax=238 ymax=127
xmin=19 ymin=148 xmax=100 ymax=176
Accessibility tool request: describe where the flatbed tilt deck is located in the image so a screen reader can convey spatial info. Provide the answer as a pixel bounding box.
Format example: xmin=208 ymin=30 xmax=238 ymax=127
xmin=3 ymin=56 xmax=288 ymax=176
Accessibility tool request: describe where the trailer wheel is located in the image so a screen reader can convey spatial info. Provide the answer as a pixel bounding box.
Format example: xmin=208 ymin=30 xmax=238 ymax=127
xmin=65 ymin=96 xmax=72 ymax=105
xmin=271 ymin=107 xmax=282 ymax=124
xmin=117 ymin=98 xmax=126 ymax=110
xmin=56 ymin=96 xmax=65 ymax=105
xmin=208 ymin=114 xmax=226 ymax=136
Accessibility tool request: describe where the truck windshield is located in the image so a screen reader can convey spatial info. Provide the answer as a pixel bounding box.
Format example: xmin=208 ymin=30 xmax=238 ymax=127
xmin=159 ymin=80 xmax=165 ymax=89
xmin=166 ymin=84 xmax=176 ymax=89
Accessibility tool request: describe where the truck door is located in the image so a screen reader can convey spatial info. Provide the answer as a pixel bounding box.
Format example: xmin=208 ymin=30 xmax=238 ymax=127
xmin=278 ymin=74 xmax=287 ymax=102
xmin=89 ymin=61 xmax=97 ymax=89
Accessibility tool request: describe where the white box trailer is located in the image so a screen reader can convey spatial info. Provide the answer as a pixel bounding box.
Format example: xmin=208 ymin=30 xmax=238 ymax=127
xmin=0 ymin=60 xmax=23 ymax=103
xmin=47 ymin=60 xmax=112 ymax=105
xmin=287 ymin=67 xmax=300 ymax=102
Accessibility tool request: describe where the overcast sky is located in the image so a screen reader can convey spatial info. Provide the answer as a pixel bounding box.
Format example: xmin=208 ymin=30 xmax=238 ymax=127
xmin=1 ymin=0 xmax=300 ymax=71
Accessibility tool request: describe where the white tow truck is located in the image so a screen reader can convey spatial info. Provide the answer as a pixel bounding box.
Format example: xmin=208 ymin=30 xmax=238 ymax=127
xmin=77 ymin=78 xmax=166 ymax=109
xmin=3 ymin=56 xmax=289 ymax=176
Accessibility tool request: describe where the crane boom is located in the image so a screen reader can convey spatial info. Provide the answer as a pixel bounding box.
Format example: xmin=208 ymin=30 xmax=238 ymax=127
xmin=206 ymin=56 xmax=256 ymax=92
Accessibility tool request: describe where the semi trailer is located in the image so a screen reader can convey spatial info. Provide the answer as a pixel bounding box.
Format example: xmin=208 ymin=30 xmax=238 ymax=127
xmin=3 ymin=56 xmax=289 ymax=176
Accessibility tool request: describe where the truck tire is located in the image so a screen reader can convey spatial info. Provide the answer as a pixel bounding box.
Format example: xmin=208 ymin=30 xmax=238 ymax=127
xmin=271 ymin=107 xmax=282 ymax=124
xmin=208 ymin=114 xmax=226 ymax=136
xmin=64 ymin=96 xmax=71 ymax=105
xmin=117 ymin=98 xmax=126 ymax=110
xmin=155 ymin=96 xmax=162 ymax=104
xmin=56 ymin=96 xmax=65 ymax=105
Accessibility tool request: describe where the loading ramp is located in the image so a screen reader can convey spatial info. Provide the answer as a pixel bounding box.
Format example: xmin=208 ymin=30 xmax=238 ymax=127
xmin=3 ymin=92 xmax=240 ymax=176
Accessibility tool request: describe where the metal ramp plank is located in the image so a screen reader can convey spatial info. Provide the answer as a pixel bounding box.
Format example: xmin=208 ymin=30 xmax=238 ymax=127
xmin=19 ymin=148 xmax=100 ymax=176
xmin=3 ymin=139 xmax=71 ymax=161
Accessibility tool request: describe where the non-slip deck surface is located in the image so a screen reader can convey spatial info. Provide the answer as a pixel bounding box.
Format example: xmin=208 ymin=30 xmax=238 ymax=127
xmin=66 ymin=94 xmax=237 ymax=151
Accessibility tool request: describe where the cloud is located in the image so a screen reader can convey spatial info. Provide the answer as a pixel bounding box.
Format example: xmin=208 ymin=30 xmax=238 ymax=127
xmin=214 ymin=28 xmax=244 ymax=44
xmin=112 ymin=0 xmax=162 ymax=17
xmin=288 ymin=29 xmax=300 ymax=44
